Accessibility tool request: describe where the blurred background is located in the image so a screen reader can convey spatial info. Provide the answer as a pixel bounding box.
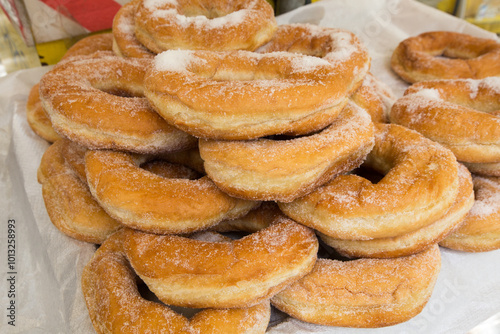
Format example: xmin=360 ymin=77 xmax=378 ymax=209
xmin=0 ymin=0 xmax=499 ymax=77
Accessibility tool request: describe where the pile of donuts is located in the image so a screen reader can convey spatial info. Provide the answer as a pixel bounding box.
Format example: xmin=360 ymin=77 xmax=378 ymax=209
xmin=27 ymin=0 xmax=500 ymax=331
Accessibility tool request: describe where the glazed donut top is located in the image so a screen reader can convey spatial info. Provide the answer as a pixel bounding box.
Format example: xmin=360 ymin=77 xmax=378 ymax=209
xmin=134 ymin=0 xmax=277 ymax=53
xmin=391 ymin=31 xmax=500 ymax=83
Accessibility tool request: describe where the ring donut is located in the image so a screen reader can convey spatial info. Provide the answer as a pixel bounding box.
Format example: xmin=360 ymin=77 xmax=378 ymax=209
xmin=145 ymin=45 xmax=369 ymax=140
xmin=122 ymin=211 xmax=318 ymax=308
xmin=61 ymin=33 xmax=114 ymax=60
xmin=37 ymin=139 xmax=121 ymax=243
xmin=391 ymin=31 xmax=500 ymax=83
xmin=199 ymin=101 xmax=375 ymax=202
xmin=134 ymin=0 xmax=277 ymax=53
xmin=26 ymin=34 xmax=114 ymax=143
xmin=39 ymin=53 xmax=197 ymax=153
xmin=271 ymin=245 xmax=441 ymax=328
xmin=319 ymin=164 xmax=474 ymax=258
xmin=26 ymin=83 xmax=61 ymax=143
xmin=390 ymin=77 xmax=500 ymax=165
xmin=440 ymin=174 xmax=500 ymax=252
xmin=350 ymin=73 xmax=396 ymax=123
xmin=112 ymin=0 xmax=155 ymax=58
xmin=279 ymin=123 xmax=460 ymax=240
xmin=84 ymin=149 xmax=259 ymax=234
xmin=82 ymin=229 xmax=272 ymax=333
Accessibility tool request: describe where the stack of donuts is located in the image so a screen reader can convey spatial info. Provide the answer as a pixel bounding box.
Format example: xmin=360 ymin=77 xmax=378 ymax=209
xmin=27 ymin=0 xmax=500 ymax=332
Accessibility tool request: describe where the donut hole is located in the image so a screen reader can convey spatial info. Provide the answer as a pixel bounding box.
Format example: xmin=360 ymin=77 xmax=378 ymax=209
xmin=136 ymin=279 xmax=202 ymax=319
xmin=178 ymin=0 xmax=252 ymax=19
xmin=140 ymin=160 xmax=202 ymax=180
xmin=93 ymin=82 xmax=144 ymax=98
xmin=350 ymin=166 xmax=385 ymax=184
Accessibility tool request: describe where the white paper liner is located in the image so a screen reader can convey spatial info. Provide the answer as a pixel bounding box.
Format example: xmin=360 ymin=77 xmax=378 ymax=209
xmin=1 ymin=0 xmax=499 ymax=333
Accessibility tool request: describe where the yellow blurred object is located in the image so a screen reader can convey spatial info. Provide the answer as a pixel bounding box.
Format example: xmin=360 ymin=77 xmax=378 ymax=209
xmin=0 ymin=10 xmax=40 ymax=76
xmin=437 ymin=0 xmax=500 ymax=32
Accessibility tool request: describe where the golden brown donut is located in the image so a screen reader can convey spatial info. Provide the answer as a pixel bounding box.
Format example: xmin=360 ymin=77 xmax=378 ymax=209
xmin=350 ymin=73 xmax=396 ymax=123
xmin=26 ymin=83 xmax=61 ymax=143
xmin=199 ymin=101 xmax=375 ymax=202
xmin=390 ymin=77 xmax=500 ymax=165
xmin=271 ymin=245 xmax=441 ymax=328
xmin=145 ymin=45 xmax=369 ymax=140
xmin=463 ymin=160 xmax=500 ymax=177
xmin=112 ymin=0 xmax=155 ymax=58
xmin=391 ymin=31 xmax=500 ymax=83
xmin=39 ymin=53 xmax=197 ymax=153
xmin=82 ymin=229 xmax=271 ymax=334
xmin=279 ymin=123 xmax=460 ymax=240
xmin=134 ymin=0 xmax=277 ymax=53
xmin=319 ymin=164 xmax=474 ymax=258
xmin=256 ymin=23 xmax=370 ymax=82
xmin=61 ymin=33 xmax=114 ymax=60
xmin=122 ymin=213 xmax=318 ymax=308
xmin=85 ymin=149 xmax=259 ymax=234
xmin=26 ymin=34 xmax=114 ymax=143
xmin=440 ymin=174 xmax=500 ymax=252
xmin=37 ymin=139 xmax=121 ymax=243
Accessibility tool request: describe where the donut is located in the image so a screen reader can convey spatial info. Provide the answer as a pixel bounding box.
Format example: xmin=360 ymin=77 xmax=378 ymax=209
xmin=61 ymin=33 xmax=114 ymax=60
xmin=84 ymin=149 xmax=260 ymax=234
xmin=279 ymin=123 xmax=460 ymax=240
xmin=391 ymin=31 xmax=500 ymax=83
xmin=256 ymin=23 xmax=370 ymax=81
xmin=319 ymin=164 xmax=474 ymax=258
xmin=82 ymin=229 xmax=272 ymax=334
xmin=350 ymin=73 xmax=396 ymax=123
xmin=462 ymin=160 xmax=500 ymax=177
xmin=134 ymin=0 xmax=277 ymax=53
xmin=440 ymin=174 xmax=500 ymax=252
xmin=198 ymin=101 xmax=375 ymax=202
xmin=112 ymin=0 xmax=155 ymax=58
xmin=271 ymin=245 xmax=441 ymax=328
xmin=26 ymin=34 xmax=114 ymax=143
xmin=39 ymin=53 xmax=197 ymax=153
xmin=122 ymin=213 xmax=318 ymax=308
xmin=26 ymin=83 xmax=61 ymax=143
xmin=37 ymin=139 xmax=121 ymax=243
xmin=390 ymin=77 xmax=500 ymax=165
xmin=144 ymin=45 xmax=370 ymax=140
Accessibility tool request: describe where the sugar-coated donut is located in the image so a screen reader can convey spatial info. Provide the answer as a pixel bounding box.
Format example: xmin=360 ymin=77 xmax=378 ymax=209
xmin=37 ymin=139 xmax=121 ymax=243
xmin=26 ymin=83 xmax=61 ymax=143
xmin=279 ymin=123 xmax=460 ymax=240
xmin=199 ymin=101 xmax=375 ymax=202
xmin=391 ymin=31 xmax=500 ymax=83
xmin=112 ymin=0 xmax=155 ymax=58
xmin=145 ymin=46 xmax=369 ymax=140
xmin=39 ymin=53 xmax=197 ymax=153
xmin=122 ymin=212 xmax=318 ymax=309
xmin=134 ymin=0 xmax=277 ymax=53
xmin=350 ymin=73 xmax=396 ymax=123
xmin=440 ymin=174 xmax=500 ymax=252
xmin=463 ymin=160 xmax=500 ymax=177
xmin=26 ymin=34 xmax=114 ymax=143
xmin=319 ymin=164 xmax=474 ymax=258
xmin=85 ymin=149 xmax=259 ymax=234
xmin=390 ymin=77 xmax=500 ymax=165
xmin=256 ymin=23 xmax=370 ymax=86
xmin=82 ymin=229 xmax=271 ymax=334
xmin=271 ymin=245 xmax=441 ymax=328
xmin=61 ymin=33 xmax=114 ymax=60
